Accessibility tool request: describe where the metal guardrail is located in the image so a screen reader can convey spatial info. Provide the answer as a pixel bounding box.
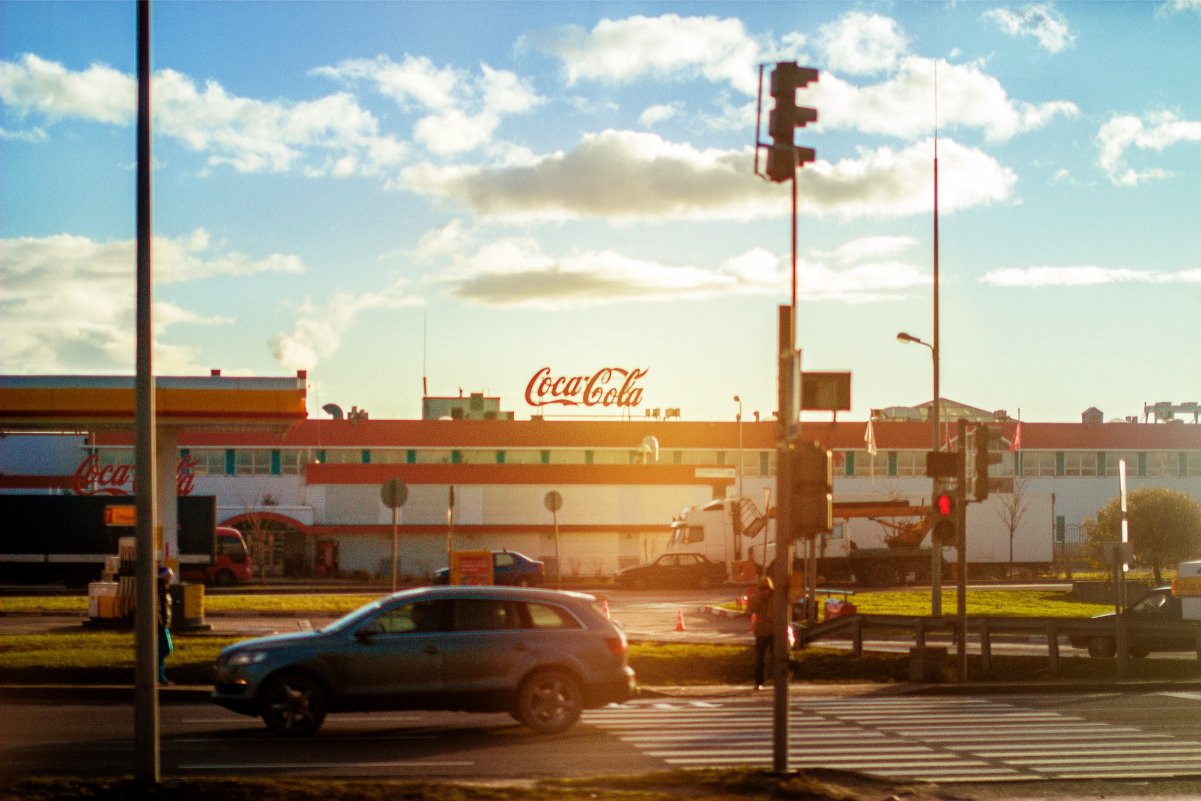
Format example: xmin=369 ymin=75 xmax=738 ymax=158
xmin=794 ymin=613 xmax=1201 ymax=678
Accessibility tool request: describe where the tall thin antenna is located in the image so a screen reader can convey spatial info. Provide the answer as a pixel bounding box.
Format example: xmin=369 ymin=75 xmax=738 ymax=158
xmin=422 ymin=314 xmax=428 ymax=398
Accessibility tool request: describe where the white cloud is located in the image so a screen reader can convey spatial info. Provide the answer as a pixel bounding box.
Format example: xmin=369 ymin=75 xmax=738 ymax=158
xmin=812 ymin=236 xmax=919 ymax=264
xmin=984 ymin=4 xmax=1075 ymax=53
xmin=981 ymin=266 xmax=1201 ymax=287
xmin=438 ymin=237 xmax=927 ymax=309
xmin=1162 ymin=0 xmax=1201 ymax=12
xmin=0 ymin=55 xmax=409 ymax=175
xmin=0 ymin=54 xmax=133 ymax=124
xmin=812 ymin=57 xmax=1078 ymax=141
xmin=400 ymin=130 xmax=1016 ymax=223
xmin=818 ymin=12 xmax=909 ymax=76
xmin=639 ymin=102 xmax=681 ymax=127
xmin=270 ymin=287 xmax=423 ymax=372
xmin=0 ymin=231 xmax=302 ymax=374
xmin=540 ymin=14 xmax=762 ymax=95
xmin=1096 ymin=110 xmax=1201 ymax=186
xmin=317 ymin=56 xmax=542 ymax=156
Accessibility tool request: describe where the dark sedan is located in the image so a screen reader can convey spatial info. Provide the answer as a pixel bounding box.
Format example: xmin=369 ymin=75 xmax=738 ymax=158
xmin=616 ymin=552 xmax=727 ymax=590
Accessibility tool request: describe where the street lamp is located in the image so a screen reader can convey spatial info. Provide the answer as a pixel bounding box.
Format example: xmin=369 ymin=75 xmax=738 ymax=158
xmin=896 ymin=330 xmax=942 ymax=616
xmin=733 ymin=395 xmax=744 ymax=499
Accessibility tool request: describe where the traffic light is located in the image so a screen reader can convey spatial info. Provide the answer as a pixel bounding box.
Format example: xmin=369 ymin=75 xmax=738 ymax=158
xmin=790 ymin=440 xmax=833 ymax=538
xmin=974 ymin=425 xmax=1003 ymax=501
xmin=932 ymin=491 xmax=958 ymax=546
xmin=766 ymin=62 xmax=818 ymax=183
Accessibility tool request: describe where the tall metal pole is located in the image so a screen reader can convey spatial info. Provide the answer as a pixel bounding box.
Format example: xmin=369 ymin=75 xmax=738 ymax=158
xmin=930 ymin=86 xmax=943 ymax=618
xmin=772 ymin=306 xmax=794 ymax=773
xmin=134 ymin=0 xmax=160 ymax=786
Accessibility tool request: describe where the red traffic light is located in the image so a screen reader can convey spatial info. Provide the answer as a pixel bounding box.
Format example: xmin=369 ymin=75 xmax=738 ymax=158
xmin=935 ymin=493 xmax=954 ymax=517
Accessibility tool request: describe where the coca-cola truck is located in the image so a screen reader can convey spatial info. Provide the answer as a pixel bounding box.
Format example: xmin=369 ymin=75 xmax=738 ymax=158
xmin=0 ymin=494 xmax=252 ymax=587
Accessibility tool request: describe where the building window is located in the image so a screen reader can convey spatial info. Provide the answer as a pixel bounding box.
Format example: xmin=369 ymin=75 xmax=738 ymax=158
xmin=187 ymin=449 xmax=226 ymax=476
xmin=1020 ymin=452 xmax=1056 ymax=477
xmin=1186 ymin=452 xmax=1201 ymax=477
xmin=279 ymin=450 xmax=303 ymax=475
xmin=679 ymin=450 xmax=722 ymax=466
xmin=847 ymin=451 xmax=888 ymax=477
xmin=1146 ymin=451 xmax=1179 ymax=477
xmin=500 ymin=450 xmax=544 ymax=465
xmin=590 ymin=449 xmax=637 ymax=465
xmin=322 ymin=449 xmax=362 ymax=465
xmin=98 ymin=448 xmax=134 ymax=467
xmin=894 ymin=451 xmax=925 ymax=477
xmin=546 ymin=449 xmax=588 ymax=465
xmin=235 ymin=449 xmax=272 ymax=476
xmin=1106 ymin=452 xmax=1141 ymax=477
xmin=1063 ymin=451 xmax=1098 ymax=477
xmin=371 ymin=450 xmax=407 ymax=464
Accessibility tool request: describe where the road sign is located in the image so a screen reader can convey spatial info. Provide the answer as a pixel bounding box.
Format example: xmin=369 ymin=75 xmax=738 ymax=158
xmin=543 ymin=490 xmax=563 ymax=513
xmin=800 ymin=371 xmax=851 ymax=411
xmin=380 ymin=478 xmax=408 ymax=509
xmin=104 ymin=505 xmax=136 ymax=527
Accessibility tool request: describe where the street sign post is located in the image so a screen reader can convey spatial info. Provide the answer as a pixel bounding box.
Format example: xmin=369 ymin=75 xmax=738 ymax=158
xmin=380 ymin=478 xmax=408 ymax=592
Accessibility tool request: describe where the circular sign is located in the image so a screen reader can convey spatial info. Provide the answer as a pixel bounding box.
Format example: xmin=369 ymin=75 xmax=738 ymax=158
xmin=380 ymin=477 xmax=408 ymax=509
xmin=543 ymin=490 xmax=563 ymax=513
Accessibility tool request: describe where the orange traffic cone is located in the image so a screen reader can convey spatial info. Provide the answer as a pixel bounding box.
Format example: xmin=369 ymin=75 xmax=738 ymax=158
xmin=675 ymin=608 xmax=686 ymax=632
xmin=601 ymin=599 xmax=611 ymax=620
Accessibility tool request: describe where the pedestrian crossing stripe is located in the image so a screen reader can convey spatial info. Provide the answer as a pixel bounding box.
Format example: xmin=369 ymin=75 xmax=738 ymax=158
xmin=582 ymin=696 xmax=1201 ymax=783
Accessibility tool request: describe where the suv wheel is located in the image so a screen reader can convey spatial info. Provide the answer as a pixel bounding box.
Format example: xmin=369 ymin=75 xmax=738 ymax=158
xmin=514 ymin=669 xmax=582 ymax=734
xmin=261 ymin=672 xmax=327 ymax=736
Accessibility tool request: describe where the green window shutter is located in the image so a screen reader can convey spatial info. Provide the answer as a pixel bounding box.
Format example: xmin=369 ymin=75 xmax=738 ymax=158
xmin=1055 ymin=452 xmax=1065 ymax=476
xmin=271 ymin=450 xmax=281 ymax=476
xmin=1181 ymin=452 xmax=1189 ymax=477
xmin=1138 ymin=452 xmax=1147 ymax=477
xmin=541 ymin=450 xmax=550 ymax=464
xmin=1098 ymin=452 xmax=1106 ymax=476
xmin=361 ymin=450 xmax=371 ymax=464
xmin=845 ymin=452 xmax=856 ymax=476
xmin=497 ymin=451 xmax=505 ymax=464
xmin=451 ymin=450 xmax=462 ymax=464
xmin=759 ymin=452 xmax=770 ymax=476
xmin=224 ymin=449 xmax=236 ymax=475
xmin=316 ymin=449 xmax=326 ymax=465
xmin=406 ymin=449 xmax=416 ymax=464
xmin=887 ymin=452 xmax=897 ymax=477
xmin=585 ymin=451 xmax=594 ymax=465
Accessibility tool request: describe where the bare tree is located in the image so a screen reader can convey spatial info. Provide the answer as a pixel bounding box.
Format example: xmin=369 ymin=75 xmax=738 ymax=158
xmin=993 ymin=478 xmax=1029 ymax=579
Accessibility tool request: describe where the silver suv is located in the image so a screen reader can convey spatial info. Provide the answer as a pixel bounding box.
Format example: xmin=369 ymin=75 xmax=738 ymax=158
xmin=212 ymin=585 xmax=635 ymax=736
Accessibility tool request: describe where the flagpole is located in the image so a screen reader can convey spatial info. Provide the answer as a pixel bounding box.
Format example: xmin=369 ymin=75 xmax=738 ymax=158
xmin=930 ymin=61 xmax=943 ymax=618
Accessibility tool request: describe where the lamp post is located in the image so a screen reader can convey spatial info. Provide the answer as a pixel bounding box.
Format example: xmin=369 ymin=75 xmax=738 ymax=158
xmin=733 ymin=395 xmax=744 ymax=499
xmin=897 ymin=331 xmax=942 ymax=617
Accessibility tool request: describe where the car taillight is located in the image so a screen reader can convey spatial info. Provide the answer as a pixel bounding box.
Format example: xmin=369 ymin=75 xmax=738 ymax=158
xmin=605 ymin=633 xmax=627 ymax=657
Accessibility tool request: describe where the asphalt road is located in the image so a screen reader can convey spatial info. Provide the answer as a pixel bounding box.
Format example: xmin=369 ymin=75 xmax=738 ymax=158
xmin=4 ymin=691 xmax=1201 ymax=789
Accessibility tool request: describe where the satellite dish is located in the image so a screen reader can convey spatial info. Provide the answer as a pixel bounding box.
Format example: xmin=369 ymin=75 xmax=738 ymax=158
xmin=322 ymin=403 xmax=344 ymax=420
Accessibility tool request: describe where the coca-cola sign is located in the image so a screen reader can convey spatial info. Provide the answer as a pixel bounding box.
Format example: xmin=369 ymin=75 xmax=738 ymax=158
xmin=525 ymin=367 xmax=648 ymax=408
xmin=73 ymin=454 xmax=199 ymax=497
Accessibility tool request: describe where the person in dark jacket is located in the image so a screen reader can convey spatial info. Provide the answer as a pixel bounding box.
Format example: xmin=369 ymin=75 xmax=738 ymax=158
xmin=745 ymin=576 xmax=774 ymax=690
xmin=157 ymin=566 xmax=173 ymax=684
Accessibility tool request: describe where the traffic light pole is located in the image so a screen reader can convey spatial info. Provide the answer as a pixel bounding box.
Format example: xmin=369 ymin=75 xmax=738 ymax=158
xmin=956 ymin=419 xmax=968 ymax=681
xmin=772 ymin=306 xmax=794 ymax=773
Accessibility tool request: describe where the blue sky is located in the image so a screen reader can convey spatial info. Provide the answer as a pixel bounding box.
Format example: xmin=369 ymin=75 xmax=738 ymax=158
xmin=3 ymin=1 xmax=1199 ymax=424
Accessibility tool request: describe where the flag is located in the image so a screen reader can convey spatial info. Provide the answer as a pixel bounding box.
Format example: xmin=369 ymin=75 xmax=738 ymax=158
xmin=864 ymin=420 xmax=877 ymax=484
xmin=1009 ymin=421 xmax=1022 ymax=453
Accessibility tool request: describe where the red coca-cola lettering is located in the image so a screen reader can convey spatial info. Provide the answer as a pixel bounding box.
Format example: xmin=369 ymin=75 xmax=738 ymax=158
xmin=72 ymin=453 xmax=199 ymax=497
xmin=525 ymin=367 xmax=648 ymax=408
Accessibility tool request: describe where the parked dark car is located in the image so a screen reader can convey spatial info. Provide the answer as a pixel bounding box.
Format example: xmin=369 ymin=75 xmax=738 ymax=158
xmin=616 ymin=552 xmax=727 ymax=590
xmin=1068 ymin=586 xmax=1200 ymax=658
xmin=432 ymin=550 xmax=545 ymax=586
xmin=212 ymin=585 xmax=635 ymax=736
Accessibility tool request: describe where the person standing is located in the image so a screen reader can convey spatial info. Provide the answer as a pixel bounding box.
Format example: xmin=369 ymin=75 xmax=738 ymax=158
xmin=157 ymin=566 xmax=174 ymax=684
xmin=746 ymin=576 xmax=774 ymax=690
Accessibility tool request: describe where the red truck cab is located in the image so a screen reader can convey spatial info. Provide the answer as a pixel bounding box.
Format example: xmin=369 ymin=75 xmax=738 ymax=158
xmin=180 ymin=526 xmax=253 ymax=586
